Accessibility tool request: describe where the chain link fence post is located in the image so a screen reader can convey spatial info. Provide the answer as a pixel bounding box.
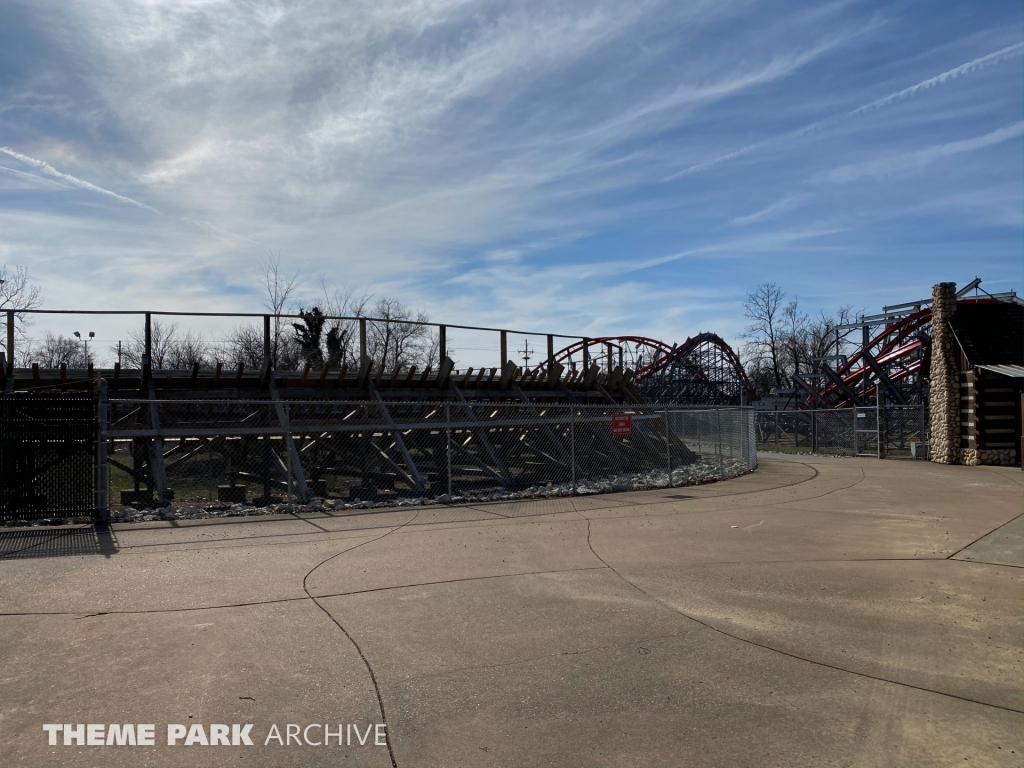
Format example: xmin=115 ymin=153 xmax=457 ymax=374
xmin=446 ymin=402 xmax=452 ymax=499
xmin=716 ymin=408 xmax=723 ymax=477
xmin=876 ymin=391 xmax=885 ymax=459
xmin=285 ymin=403 xmax=293 ymax=503
xmin=95 ymin=379 xmax=109 ymax=524
xmin=664 ymin=407 xmax=671 ymax=487
xmin=570 ymin=406 xmax=576 ymax=496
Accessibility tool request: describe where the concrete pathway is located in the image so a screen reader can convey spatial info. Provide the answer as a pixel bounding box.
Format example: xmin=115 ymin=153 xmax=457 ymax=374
xmin=0 ymin=456 xmax=1021 ymax=766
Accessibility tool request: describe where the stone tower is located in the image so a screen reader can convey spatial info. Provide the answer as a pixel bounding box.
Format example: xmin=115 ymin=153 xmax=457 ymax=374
xmin=928 ymin=283 xmax=959 ymax=464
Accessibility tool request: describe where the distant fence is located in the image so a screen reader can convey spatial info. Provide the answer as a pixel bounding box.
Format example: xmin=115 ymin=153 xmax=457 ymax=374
xmin=754 ymin=406 xmax=928 ymax=459
xmin=102 ymin=401 xmax=757 ymax=509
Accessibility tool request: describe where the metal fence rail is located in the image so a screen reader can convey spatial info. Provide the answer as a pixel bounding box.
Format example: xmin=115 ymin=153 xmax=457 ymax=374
xmin=103 ymin=400 xmax=757 ymax=509
xmin=755 ymin=406 xmax=928 ymax=459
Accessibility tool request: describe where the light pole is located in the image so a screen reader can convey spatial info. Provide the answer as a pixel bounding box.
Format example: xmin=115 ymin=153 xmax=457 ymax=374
xmin=74 ymin=331 xmax=95 ymax=366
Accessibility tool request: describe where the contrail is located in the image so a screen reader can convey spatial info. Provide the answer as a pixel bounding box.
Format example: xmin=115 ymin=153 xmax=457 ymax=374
xmin=0 ymin=146 xmax=157 ymax=212
xmin=664 ymin=42 xmax=1024 ymax=182
xmin=850 ymin=42 xmax=1024 ymax=116
xmin=0 ymin=164 xmax=71 ymax=189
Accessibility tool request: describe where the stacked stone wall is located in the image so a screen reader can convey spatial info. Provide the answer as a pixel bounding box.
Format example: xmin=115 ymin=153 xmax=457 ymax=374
xmin=928 ymin=283 xmax=960 ymax=464
xmin=960 ymin=447 xmax=1018 ymax=466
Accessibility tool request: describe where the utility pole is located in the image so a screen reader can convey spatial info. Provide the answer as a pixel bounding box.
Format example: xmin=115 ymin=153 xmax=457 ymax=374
xmin=519 ymin=339 xmax=532 ymax=369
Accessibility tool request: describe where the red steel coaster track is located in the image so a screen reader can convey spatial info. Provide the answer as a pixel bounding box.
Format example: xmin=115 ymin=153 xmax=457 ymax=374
xmin=548 ymin=334 xmax=756 ymax=405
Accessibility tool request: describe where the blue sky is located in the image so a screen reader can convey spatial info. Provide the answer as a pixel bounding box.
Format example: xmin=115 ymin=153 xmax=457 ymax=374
xmin=0 ymin=0 xmax=1021 ymax=363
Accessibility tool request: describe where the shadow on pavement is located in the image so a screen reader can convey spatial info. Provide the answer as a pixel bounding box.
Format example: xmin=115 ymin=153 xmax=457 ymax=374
xmin=0 ymin=526 xmax=119 ymax=560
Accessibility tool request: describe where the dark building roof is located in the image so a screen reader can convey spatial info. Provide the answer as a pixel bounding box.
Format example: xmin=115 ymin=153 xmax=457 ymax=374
xmin=949 ymin=301 xmax=1024 ymax=367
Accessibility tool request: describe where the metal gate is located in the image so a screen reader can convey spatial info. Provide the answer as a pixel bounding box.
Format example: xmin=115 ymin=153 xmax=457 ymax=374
xmin=0 ymin=392 xmax=96 ymax=521
xmin=853 ymin=406 xmax=879 ymax=457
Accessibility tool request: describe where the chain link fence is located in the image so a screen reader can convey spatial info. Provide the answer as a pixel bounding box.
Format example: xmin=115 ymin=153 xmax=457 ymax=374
xmin=103 ymin=400 xmax=757 ymax=516
xmin=755 ymin=406 xmax=929 ymax=459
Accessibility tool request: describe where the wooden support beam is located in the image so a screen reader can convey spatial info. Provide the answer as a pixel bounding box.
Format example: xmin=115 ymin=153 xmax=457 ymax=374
xmin=317 ymin=366 xmax=329 ymax=387
xmin=472 ymin=367 xmax=487 ymax=387
xmin=213 ymin=362 xmax=222 ymax=388
xmin=500 ymin=330 xmax=508 ymax=367
xmin=418 ymin=365 xmax=431 ymax=387
xmin=546 ymin=360 xmax=564 ymax=386
xmin=460 ymin=367 xmax=475 ymax=387
xmin=449 ymin=380 xmax=512 ymax=485
xmin=235 ymin=362 xmax=244 ymax=388
xmin=190 ymin=362 xmax=200 ymax=387
xmin=356 ymin=355 xmax=372 ymax=388
xmin=374 ymin=361 xmax=386 ymax=386
xmin=605 ymin=365 xmax=623 ymax=391
xmin=33 ymin=363 xmax=41 ymax=387
xmin=581 ymin=363 xmax=600 ymax=390
xmin=389 ymin=365 xmax=403 ymax=387
xmin=485 ymin=367 xmax=497 ymax=385
xmin=404 ymin=365 xmax=417 ymax=387
xmin=369 ymin=386 xmax=426 ymax=492
xmin=595 ymin=381 xmax=617 ymax=405
xmin=5 ymin=310 xmax=13 ymax=379
xmin=60 ymin=363 xmax=67 ymax=384
xmin=435 ymin=357 xmax=455 ymax=387
xmin=336 ymin=363 xmax=348 ymax=386
xmin=498 ymin=359 xmax=520 ymax=389
xmin=144 ymin=313 xmax=152 ymax=367
xmin=300 ymin=363 xmax=312 ymax=385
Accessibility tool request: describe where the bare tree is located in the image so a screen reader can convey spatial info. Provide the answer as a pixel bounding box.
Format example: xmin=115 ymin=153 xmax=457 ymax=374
xmin=0 ymin=263 xmax=44 ymax=366
xmin=117 ymin=320 xmax=210 ymax=370
xmin=260 ymin=252 xmax=299 ymax=367
xmin=365 ymin=297 xmax=432 ymax=371
xmin=780 ymin=299 xmax=809 ymax=378
xmin=33 ymin=332 xmax=90 ymax=368
xmin=804 ymin=306 xmax=856 ymax=365
xmin=317 ymin=278 xmax=370 ymax=369
xmin=220 ymin=323 xmax=265 ymax=368
xmin=743 ymin=283 xmax=861 ymax=398
xmin=742 ymin=283 xmax=786 ymax=395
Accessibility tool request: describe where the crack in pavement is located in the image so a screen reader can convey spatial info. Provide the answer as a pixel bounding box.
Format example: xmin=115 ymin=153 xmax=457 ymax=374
xmin=0 ymin=566 xmax=611 ymax=618
xmin=578 ymin=512 xmax=1024 ymax=715
xmin=300 ymin=512 xmax=425 ymax=768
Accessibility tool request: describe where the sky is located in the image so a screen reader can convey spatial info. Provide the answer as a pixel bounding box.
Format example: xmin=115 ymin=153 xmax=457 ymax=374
xmin=0 ymin=0 xmax=1021 ymax=366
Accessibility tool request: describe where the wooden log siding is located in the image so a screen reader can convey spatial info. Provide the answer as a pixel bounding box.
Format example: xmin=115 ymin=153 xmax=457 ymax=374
xmin=961 ymin=368 xmax=1024 ymax=449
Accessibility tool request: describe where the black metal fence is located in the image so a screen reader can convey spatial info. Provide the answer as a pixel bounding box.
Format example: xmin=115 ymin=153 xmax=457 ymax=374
xmin=103 ymin=401 xmax=758 ymax=510
xmin=0 ymin=393 xmax=96 ymax=521
xmin=754 ymin=406 xmax=929 ymax=459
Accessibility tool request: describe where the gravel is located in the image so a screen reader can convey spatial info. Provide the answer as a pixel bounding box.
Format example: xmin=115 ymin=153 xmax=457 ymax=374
xmin=78 ymin=457 xmax=752 ymax=525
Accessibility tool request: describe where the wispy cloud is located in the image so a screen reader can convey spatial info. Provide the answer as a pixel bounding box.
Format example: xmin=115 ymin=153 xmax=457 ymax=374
xmin=0 ymin=1 xmax=1019 ymax=354
xmin=0 ymin=147 xmax=157 ymax=212
xmin=824 ymin=121 xmax=1024 ymax=183
xmin=730 ymin=193 xmax=809 ymax=226
xmin=663 ymin=42 xmax=1024 ymax=182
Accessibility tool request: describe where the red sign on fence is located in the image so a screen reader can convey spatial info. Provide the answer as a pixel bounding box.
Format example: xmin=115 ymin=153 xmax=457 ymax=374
xmin=611 ymin=413 xmax=632 ymax=436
